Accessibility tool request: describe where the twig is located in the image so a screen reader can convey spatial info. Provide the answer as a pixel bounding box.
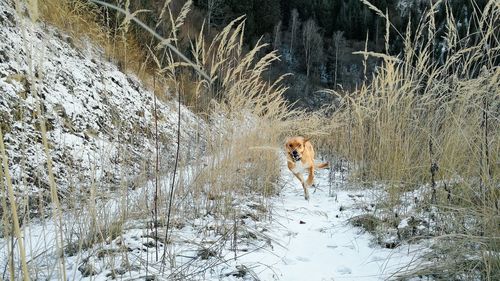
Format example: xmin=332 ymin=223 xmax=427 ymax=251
xmin=153 ymin=74 xmax=159 ymax=262
xmin=88 ymin=0 xmax=212 ymax=83
xmin=429 ymin=138 xmax=438 ymax=205
xmin=161 ymin=69 xmax=182 ymax=271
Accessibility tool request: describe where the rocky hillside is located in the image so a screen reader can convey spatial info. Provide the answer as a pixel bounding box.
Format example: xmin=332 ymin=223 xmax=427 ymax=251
xmin=0 ymin=0 xmax=205 ymax=207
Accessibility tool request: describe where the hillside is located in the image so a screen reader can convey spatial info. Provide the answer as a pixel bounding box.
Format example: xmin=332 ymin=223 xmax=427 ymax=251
xmin=0 ymin=0 xmax=205 ymax=205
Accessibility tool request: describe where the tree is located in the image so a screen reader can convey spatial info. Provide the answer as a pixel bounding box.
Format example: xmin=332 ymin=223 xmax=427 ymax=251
xmin=273 ymin=20 xmax=282 ymax=50
xmin=336 ymin=0 xmax=364 ymax=40
xmin=205 ymin=0 xmax=224 ymax=28
xmin=289 ymin=9 xmax=299 ymax=56
xmin=253 ymin=0 xmax=281 ymax=37
xmin=332 ymin=30 xmax=345 ymax=87
xmin=302 ymin=19 xmax=323 ymax=78
xmin=226 ymin=0 xmax=280 ymax=42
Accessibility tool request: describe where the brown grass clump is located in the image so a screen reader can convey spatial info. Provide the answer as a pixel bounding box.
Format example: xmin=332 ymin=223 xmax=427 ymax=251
xmin=36 ymin=0 xmax=167 ymax=92
xmin=324 ymin=0 xmax=500 ymax=279
xmin=172 ymin=16 xmax=302 ymax=215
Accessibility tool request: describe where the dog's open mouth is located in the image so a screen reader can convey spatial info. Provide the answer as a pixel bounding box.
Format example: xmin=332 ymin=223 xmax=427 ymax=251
xmin=291 ymin=154 xmax=301 ymax=162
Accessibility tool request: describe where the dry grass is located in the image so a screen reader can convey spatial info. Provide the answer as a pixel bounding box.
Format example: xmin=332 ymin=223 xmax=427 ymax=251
xmin=0 ymin=129 xmax=29 ymax=280
xmin=36 ymin=0 xmax=169 ymax=93
xmin=323 ymin=0 xmax=500 ymax=279
xmin=7 ymin=0 xmax=498 ymax=279
xmin=156 ymin=14 xmax=311 ymax=222
xmin=0 ymin=0 xmax=321 ymax=279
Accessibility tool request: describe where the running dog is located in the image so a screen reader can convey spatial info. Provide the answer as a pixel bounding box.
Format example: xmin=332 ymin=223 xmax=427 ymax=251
xmin=285 ymin=136 xmax=328 ymax=200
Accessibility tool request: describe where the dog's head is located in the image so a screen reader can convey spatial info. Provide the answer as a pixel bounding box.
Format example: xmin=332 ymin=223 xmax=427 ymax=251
xmin=285 ymin=136 xmax=309 ymax=162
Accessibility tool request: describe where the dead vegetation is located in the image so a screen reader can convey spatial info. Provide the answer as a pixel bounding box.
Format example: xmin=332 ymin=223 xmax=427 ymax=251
xmin=1 ymin=0 xmax=499 ymax=280
xmin=0 ymin=0 xmax=319 ymax=279
xmin=321 ymin=0 xmax=500 ymax=279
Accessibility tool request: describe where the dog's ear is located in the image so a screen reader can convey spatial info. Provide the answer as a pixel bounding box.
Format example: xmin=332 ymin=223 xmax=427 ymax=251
xmin=303 ymin=137 xmax=310 ymax=143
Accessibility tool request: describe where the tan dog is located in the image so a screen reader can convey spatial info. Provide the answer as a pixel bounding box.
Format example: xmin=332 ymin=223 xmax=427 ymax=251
xmin=285 ymin=136 xmax=328 ymax=200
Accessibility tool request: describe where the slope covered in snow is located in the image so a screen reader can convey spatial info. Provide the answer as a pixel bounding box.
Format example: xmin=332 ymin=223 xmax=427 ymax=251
xmin=0 ymin=0 xmax=205 ymax=204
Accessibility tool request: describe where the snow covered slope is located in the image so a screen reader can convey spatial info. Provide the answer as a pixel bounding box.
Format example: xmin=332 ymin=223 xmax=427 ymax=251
xmin=0 ymin=0 xmax=205 ymax=202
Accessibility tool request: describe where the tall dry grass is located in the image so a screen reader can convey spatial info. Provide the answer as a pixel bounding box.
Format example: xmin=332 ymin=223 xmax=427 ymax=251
xmin=326 ymin=0 xmax=499 ymax=279
xmin=1 ymin=0 xmax=322 ymax=279
xmin=151 ymin=13 xmax=304 ymax=233
xmin=36 ymin=0 xmax=171 ymax=93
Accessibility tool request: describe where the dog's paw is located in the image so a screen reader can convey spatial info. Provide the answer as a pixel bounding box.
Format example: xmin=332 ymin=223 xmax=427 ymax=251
xmin=304 ymin=191 xmax=310 ymax=201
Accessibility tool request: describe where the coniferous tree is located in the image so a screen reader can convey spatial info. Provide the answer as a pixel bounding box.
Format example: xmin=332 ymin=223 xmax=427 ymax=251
xmin=332 ymin=30 xmax=346 ymax=87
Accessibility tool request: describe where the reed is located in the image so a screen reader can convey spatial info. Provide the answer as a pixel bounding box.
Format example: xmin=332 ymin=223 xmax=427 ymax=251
xmin=324 ymin=0 xmax=500 ymax=278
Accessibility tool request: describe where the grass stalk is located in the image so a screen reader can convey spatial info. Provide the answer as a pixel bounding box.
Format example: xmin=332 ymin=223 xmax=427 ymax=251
xmin=0 ymin=129 xmax=29 ymax=281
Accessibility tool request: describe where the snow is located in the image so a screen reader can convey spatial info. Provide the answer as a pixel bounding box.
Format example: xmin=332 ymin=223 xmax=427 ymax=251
xmin=398 ymin=218 xmax=410 ymax=229
xmin=206 ymin=158 xmax=429 ymax=281
xmin=0 ymin=0 xmax=206 ymax=198
xmin=0 ymin=153 xmax=430 ymax=280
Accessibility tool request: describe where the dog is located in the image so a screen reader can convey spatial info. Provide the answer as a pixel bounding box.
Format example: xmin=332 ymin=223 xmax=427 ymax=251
xmin=285 ymin=136 xmax=328 ymax=200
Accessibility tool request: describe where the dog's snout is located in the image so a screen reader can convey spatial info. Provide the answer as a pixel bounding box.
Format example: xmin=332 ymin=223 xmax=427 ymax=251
xmin=292 ymin=150 xmax=298 ymax=156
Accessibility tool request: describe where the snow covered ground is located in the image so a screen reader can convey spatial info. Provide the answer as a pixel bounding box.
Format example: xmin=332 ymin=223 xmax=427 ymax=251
xmin=0 ymin=154 xmax=430 ymax=281
xmin=204 ymin=159 xmax=429 ymax=281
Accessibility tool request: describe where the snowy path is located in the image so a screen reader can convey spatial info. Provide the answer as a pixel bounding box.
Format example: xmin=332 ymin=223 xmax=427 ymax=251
xmin=231 ymin=163 xmax=426 ymax=281
xmin=0 ymin=160 xmax=427 ymax=281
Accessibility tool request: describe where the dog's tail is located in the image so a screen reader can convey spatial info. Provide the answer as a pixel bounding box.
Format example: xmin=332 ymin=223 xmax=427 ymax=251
xmin=315 ymin=162 xmax=329 ymax=169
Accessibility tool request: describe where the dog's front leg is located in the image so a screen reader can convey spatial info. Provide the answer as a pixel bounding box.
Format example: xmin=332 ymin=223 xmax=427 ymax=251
xmin=293 ymin=172 xmax=309 ymax=200
xmin=306 ymin=166 xmax=315 ymax=187
xmin=301 ymin=180 xmax=310 ymax=200
xmin=288 ymin=162 xmax=309 ymax=200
